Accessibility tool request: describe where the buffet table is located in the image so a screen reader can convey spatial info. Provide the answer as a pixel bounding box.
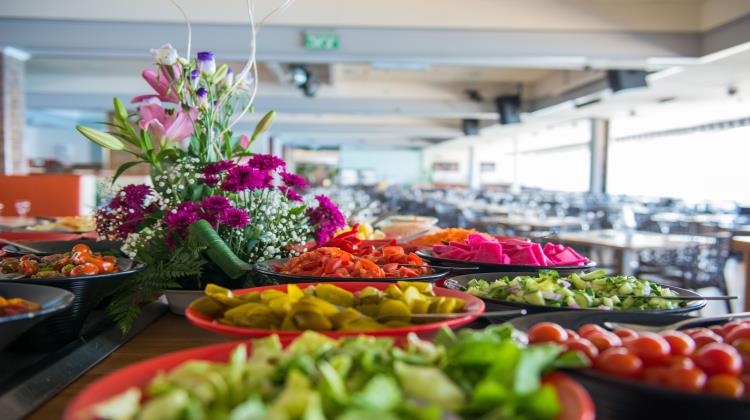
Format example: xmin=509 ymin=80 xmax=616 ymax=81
xmin=28 ymin=311 xmax=225 ymax=419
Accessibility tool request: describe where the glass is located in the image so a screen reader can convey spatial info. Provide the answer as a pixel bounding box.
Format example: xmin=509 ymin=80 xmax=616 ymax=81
xmin=14 ymin=200 xmax=31 ymax=218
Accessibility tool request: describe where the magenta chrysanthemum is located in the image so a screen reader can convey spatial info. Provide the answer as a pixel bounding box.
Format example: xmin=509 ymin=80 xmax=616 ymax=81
xmin=219 ymin=207 xmax=250 ymax=228
xmin=203 ymin=160 xmax=234 ymax=176
xmin=278 ymin=186 xmax=302 ymax=201
xmin=202 ymin=195 xmax=232 ymax=214
xmin=247 ymin=154 xmax=285 ymax=171
xmin=280 ymin=171 xmax=308 ymax=189
xmin=306 ymin=194 xmax=346 ymax=244
xmin=164 ymin=202 xmax=201 ymax=231
xmin=222 ymin=165 xmax=272 ymax=192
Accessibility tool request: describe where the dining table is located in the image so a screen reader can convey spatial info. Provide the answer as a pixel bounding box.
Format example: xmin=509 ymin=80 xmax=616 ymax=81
xmin=26 ymin=310 xmax=227 ymax=420
xmin=482 ymin=215 xmax=585 ymax=232
xmin=556 ymin=229 xmax=716 ymax=276
xmin=731 ymin=236 xmax=750 ymax=311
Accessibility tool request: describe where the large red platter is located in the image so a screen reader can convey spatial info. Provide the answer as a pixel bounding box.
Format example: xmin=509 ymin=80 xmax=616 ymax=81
xmin=65 ymin=340 xmax=594 ymax=420
xmin=186 ymin=281 xmax=485 ymax=343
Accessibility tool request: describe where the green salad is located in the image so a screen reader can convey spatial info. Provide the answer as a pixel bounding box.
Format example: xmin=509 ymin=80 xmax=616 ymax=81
xmin=83 ymin=327 xmax=586 ymax=420
xmin=465 ymin=269 xmax=687 ymax=311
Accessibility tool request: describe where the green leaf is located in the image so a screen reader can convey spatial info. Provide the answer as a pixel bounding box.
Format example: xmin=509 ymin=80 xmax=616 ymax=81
xmin=211 ymin=64 xmax=229 ymax=84
xmin=113 ymin=161 xmax=143 ymax=183
xmin=188 ymin=220 xmax=252 ymax=279
xmin=250 ymin=110 xmax=276 ymax=142
xmin=513 ymin=343 xmax=562 ymax=394
xmin=76 ymin=125 xmax=125 ymax=150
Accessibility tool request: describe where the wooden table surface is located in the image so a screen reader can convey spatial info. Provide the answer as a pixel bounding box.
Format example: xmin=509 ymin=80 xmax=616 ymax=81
xmin=28 ymin=313 xmax=226 ymax=419
xmin=556 ymin=229 xmax=716 ymax=251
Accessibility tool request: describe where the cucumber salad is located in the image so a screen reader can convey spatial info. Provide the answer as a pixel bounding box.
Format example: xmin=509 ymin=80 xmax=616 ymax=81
xmin=80 ymin=327 xmax=586 ymax=420
xmin=465 ymin=270 xmax=688 ymax=311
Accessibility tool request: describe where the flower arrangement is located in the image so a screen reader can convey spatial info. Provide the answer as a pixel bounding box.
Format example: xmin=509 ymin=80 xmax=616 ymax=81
xmin=77 ymin=42 xmax=344 ymax=331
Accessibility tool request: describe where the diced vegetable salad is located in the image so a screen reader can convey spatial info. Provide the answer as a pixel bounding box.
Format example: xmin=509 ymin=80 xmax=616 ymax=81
xmin=465 ymin=270 xmax=687 ymax=311
xmin=83 ymin=327 xmax=586 ymax=420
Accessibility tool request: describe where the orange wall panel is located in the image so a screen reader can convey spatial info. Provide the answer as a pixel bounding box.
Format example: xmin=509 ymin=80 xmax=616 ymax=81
xmin=0 ymin=175 xmax=82 ymax=216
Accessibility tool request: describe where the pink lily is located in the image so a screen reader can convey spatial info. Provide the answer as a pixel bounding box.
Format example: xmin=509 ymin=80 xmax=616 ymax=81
xmin=138 ymin=104 xmax=198 ymax=143
xmin=131 ymin=67 xmax=180 ymax=104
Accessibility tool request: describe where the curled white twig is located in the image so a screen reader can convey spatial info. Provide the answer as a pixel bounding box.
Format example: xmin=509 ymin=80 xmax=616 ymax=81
xmin=168 ymin=0 xmax=192 ymax=60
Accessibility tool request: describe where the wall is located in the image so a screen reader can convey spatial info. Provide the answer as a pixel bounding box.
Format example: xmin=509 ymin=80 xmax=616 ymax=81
xmin=339 ymin=146 xmax=422 ymax=185
xmin=24 ymin=125 xmax=101 ymax=165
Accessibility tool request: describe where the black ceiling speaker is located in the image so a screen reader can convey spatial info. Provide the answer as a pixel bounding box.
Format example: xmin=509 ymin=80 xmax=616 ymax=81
xmin=462 ymin=118 xmax=480 ymax=136
xmin=495 ymin=95 xmax=521 ymax=125
xmin=606 ymin=70 xmax=647 ymax=92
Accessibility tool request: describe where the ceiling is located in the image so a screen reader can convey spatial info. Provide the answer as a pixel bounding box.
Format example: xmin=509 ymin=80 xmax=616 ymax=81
xmin=3 ymin=0 xmax=750 ymax=149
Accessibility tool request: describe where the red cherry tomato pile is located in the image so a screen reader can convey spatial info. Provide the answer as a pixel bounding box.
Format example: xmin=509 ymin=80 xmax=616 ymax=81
xmin=0 ymin=244 xmax=120 ymax=278
xmin=528 ymin=320 xmax=750 ymax=398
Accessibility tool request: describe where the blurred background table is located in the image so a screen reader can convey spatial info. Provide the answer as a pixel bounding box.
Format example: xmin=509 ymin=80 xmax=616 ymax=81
xmin=557 ymin=229 xmax=717 ymax=276
xmin=731 ymin=236 xmax=750 ymax=311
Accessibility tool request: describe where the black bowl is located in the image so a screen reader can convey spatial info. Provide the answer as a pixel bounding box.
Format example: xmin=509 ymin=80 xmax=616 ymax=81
xmin=1 ymin=239 xmax=123 ymax=256
xmin=508 ymin=311 xmax=750 ymax=420
xmin=254 ymin=258 xmax=451 ymax=284
xmin=415 ymin=249 xmax=597 ymax=275
xmin=444 ymin=272 xmax=706 ymax=321
xmin=0 ymin=282 xmax=74 ymax=350
xmin=1 ymin=258 xmax=144 ymax=346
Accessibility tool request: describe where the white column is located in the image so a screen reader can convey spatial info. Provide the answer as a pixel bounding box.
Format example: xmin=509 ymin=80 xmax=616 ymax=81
xmin=0 ymin=47 xmax=30 ymax=175
xmin=589 ymin=118 xmax=610 ymax=194
xmin=468 ymin=144 xmax=481 ymax=190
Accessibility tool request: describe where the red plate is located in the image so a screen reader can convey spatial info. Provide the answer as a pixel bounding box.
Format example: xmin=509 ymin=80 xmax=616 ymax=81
xmin=65 ymin=340 xmax=595 ymax=420
xmin=186 ymin=281 xmax=485 ymax=343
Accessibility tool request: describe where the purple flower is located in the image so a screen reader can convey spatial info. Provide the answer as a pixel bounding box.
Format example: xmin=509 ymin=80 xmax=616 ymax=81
xmin=196 ymin=51 xmax=215 ymax=74
xmin=222 ymin=165 xmax=272 ymax=192
xmin=279 ymin=186 xmax=302 ymax=201
xmin=164 ymin=202 xmax=202 ymax=231
xmin=306 ymin=194 xmax=346 ymax=244
xmin=219 ymin=208 xmax=250 ymax=228
xmin=247 ymin=154 xmax=285 ymax=171
xmin=203 ymin=160 xmax=234 ymax=176
xmin=196 ymin=87 xmax=208 ymax=107
xmin=202 ymin=195 xmax=232 ymax=214
xmin=189 ymin=69 xmax=200 ymax=89
xmin=280 ymin=171 xmax=308 ymax=189
xmin=120 ymin=184 xmax=152 ymax=208
xmin=203 ymin=174 xmax=220 ymax=186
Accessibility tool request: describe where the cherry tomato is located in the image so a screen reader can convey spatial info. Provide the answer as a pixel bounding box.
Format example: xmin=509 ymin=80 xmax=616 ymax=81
xmin=732 ymin=339 xmax=750 ymax=373
xmin=661 ymin=331 xmax=696 ymax=356
xmin=684 ymin=327 xmax=713 ymax=338
xmin=692 ymin=332 xmax=724 ymax=348
xmin=564 ymin=337 xmax=599 ymax=361
xmin=595 ymin=347 xmax=643 ymax=378
xmin=566 ymin=329 xmax=580 ymax=340
xmin=586 ymin=331 xmax=622 ymax=352
xmin=578 ymin=323 xmax=607 ymax=337
xmin=102 ymin=255 xmax=117 ymax=264
xmin=741 ymin=374 xmax=750 ymax=397
xmin=709 ymin=325 xmax=726 ymax=338
xmin=642 ymin=366 xmax=670 ymax=385
xmin=69 ymin=263 xmax=100 ymax=277
xmin=528 ymin=322 xmax=569 ymax=344
xmin=695 ymin=343 xmax=743 ymax=376
xmin=72 ymin=244 xmax=92 ymax=254
xmin=667 ymin=355 xmax=696 ymax=369
xmin=705 ymin=374 xmax=744 ymax=398
xmin=722 ymin=320 xmax=750 ymax=338
xmin=624 ymin=332 xmax=671 ymax=365
xmin=19 ymin=254 xmax=40 ymax=262
xmin=664 ymin=366 xmax=707 ymax=392
xmin=726 ymin=326 xmax=750 ymax=346
xmin=614 ymin=328 xmax=639 ymax=341
xmin=19 ymin=260 xmax=39 ymax=276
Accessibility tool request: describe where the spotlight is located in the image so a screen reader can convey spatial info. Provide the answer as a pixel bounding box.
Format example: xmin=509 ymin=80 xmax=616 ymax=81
xmin=289 ymin=65 xmax=319 ymax=97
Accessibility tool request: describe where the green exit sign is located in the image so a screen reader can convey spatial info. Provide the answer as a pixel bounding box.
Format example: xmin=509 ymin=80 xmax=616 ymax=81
xmin=303 ymin=32 xmax=339 ymax=50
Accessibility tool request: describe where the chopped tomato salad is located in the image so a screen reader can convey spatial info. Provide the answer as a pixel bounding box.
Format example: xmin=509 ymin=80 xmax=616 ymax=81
xmin=274 ymin=246 xmax=432 ymax=278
